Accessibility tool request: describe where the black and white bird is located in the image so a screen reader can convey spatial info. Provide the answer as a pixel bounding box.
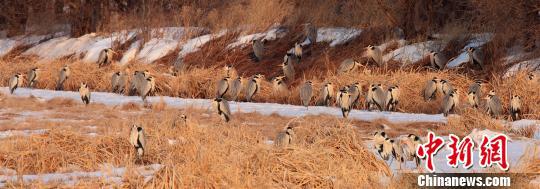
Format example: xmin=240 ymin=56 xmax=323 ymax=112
xmin=485 ymin=90 xmax=502 ymax=118
xmin=402 ymin=134 xmax=423 ymax=168
xmin=280 ymin=56 xmax=295 ymax=81
xmin=55 ymin=65 xmax=71 ymax=91
xmin=439 ymin=79 xmax=454 ymax=96
xmin=140 ymin=76 xmax=155 ymax=102
xmin=252 ymin=39 xmax=265 ymax=62
xmin=467 ymin=80 xmax=482 ymax=108
xmin=386 ymin=86 xmax=400 ymax=111
xmin=294 ymin=42 xmax=303 ymax=61
xmin=224 ymin=65 xmax=237 ymax=78
xmin=337 ymin=59 xmax=362 ymax=75
xmin=423 ymin=77 xmax=441 ymax=101
xmin=367 ymin=84 xmax=386 ymax=111
xmin=230 ymin=76 xmax=244 ymax=101
xmin=212 ymin=98 xmax=232 ymax=122
xmin=272 ymin=76 xmax=288 ymax=97
xmin=442 ymin=89 xmax=460 ymax=117
xmin=27 ymin=67 xmax=40 ymax=88
xmin=275 ymin=126 xmax=294 ymax=147
xmin=348 ymin=82 xmax=362 ymax=108
xmin=245 ymin=74 xmax=264 ymax=102
xmin=337 ymin=88 xmax=351 ymax=118
xmin=300 ymin=81 xmax=313 ymax=108
xmin=97 ymin=48 xmax=115 ymax=67
xmin=429 ymin=51 xmax=447 ymax=70
xmin=8 ymin=73 xmax=23 ymax=94
xmin=366 ymin=45 xmax=383 ymax=66
xmin=216 ymin=76 xmax=231 ymax=98
xmin=318 ymin=82 xmax=335 ymax=106
xmin=129 ymin=124 xmax=146 ymax=159
xmin=510 ymin=95 xmax=522 ymax=121
xmin=78 ymin=82 xmax=91 ymax=105
xmin=111 ymin=71 xmax=127 ymax=94
xmin=528 ymin=73 xmax=537 ymax=84
xmin=467 ymin=47 xmax=485 ymax=70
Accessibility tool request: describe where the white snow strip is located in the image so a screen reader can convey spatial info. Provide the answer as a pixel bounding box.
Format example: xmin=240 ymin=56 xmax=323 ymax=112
xmin=119 ymin=40 xmax=141 ymax=65
xmin=178 ymin=30 xmax=227 ymax=57
xmin=23 ymin=34 xmax=99 ymax=62
xmin=508 ymin=119 xmax=540 ymax=139
xmin=0 ymin=39 xmax=17 ymax=57
xmin=0 ymin=164 xmax=163 ymax=187
xmin=136 ymin=38 xmax=179 ymax=64
xmin=227 ymin=27 xmax=287 ymax=49
xmin=317 ymin=27 xmax=362 ymax=47
xmin=382 ymin=41 xmax=442 ymax=65
xmin=81 ymin=31 xmax=137 ymax=63
xmin=446 ymin=33 xmax=494 ymax=68
xmin=0 ymin=129 xmax=48 ymax=139
xmin=504 ymin=57 xmax=540 ymax=77
xmin=0 ymin=33 xmax=66 ymax=58
xmin=1 ymin=87 xmax=446 ymax=124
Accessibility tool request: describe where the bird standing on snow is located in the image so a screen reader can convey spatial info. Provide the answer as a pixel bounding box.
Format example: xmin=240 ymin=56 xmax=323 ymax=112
xmin=403 ymin=134 xmax=423 ymax=167
xmin=275 ymin=126 xmax=294 ymax=147
xmin=386 ymin=86 xmax=400 ymax=111
xmin=212 ymin=98 xmax=232 ymax=122
xmin=27 ymin=68 xmax=39 ymax=88
xmin=442 ymin=89 xmax=460 ymax=117
xmin=337 ymin=87 xmax=351 ymax=118
xmin=216 ymin=76 xmax=231 ymax=98
xmin=111 ymin=71 xmax=127 ymax=94
xmin=97 ymin=48 xmax=115 ymax=67
xmin=229 ymin=76 xmax=244 ymax=101
xmin=510 ymin=95 xmax=521 ymax=121
xmin=429 ymin=51 xmax=447 ymax=70
xmin=56 ymin=65 xmax=71 ymax=91
xmin=9 ymin=73 xmax=23 ymax=94
xmin=245 ymin=74 xmax=264 ymax=102
xmin=485 ymin=90 xmax=502 ymax=118
xmin=252 ymin=39 xmax=265 ymax=62
xmin=423 ymin=77 xmax=441 ymax=101
xmin=337 ymin=59 xmax=362 ymax=75
xmin=140 ymin=76 xmax=155 ymax=102
xmin=300 ymin=81 xmax=313 ymax=108
xmin=129 ymin=124 xmax=146 ymax=159
xmin=467 ymin=47 xmax=485 ymax=70
xmin=318 ymin=82 xmax=335 ymax=106
xmin=78 ymin=82 xmax=91 ymax=105
xmin=367 ymin=84 xmax=386 ymax=111
xmin=366 ymin=45 xmax=383 ymax=66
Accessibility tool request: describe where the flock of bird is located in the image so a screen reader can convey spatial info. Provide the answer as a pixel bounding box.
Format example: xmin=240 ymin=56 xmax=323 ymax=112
xmin=4 ymin=24 xmax=538 ymax=161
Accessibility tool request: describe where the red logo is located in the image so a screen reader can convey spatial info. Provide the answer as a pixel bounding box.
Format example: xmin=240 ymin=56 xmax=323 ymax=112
xmin=417 ymin=132 xmax=445 ymax=172
xmin=479 ymin=135 xmax=509 ymax=171
xmin=446 ymin=134 xmax=474 ymax=169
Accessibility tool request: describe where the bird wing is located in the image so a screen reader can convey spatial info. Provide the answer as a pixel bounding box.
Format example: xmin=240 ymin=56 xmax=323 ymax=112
xmin=111 ymin=74 xmax=119 ymax=88
xmin=217 ymin=80 xmax=229 ymax=96
xmin=129 ymin=127 xmax=138 ymax=146
xmin=443 ymin=95 xmax=454 ymax=112
xmin=374 ymin=88 xmax=387 ymax=108
xmin=338 ymin=59 xmax=354 ymax=73
xmin=97 ymin=50 xmax=106 ymax=64
xmin=27 ymin=71 xmax=36 ymax=82
xmin=9 ymin=77 xmax=17 ymax=89
xmin=424 ymin=81 xmax=436 ymax=99
xmin=435 ymin=54 xmax=448 ymax=68
xmin=138 ymin=129 xmax=146 ymax=149
xmin=221 ymin=100 xmax=232 ymax=118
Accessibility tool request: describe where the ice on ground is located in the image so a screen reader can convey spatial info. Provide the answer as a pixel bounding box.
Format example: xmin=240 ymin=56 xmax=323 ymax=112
xmin=466 ymin=128 xmax=509 ymax=147
xmin=0 ymin=164 xmax=163 ymax=187
xmin=119 ymin=40 xmax=141 ymax=65
xmin=167 ymin=139 xmax=177 ymax=145
xmin=227 ymin=27 xmax=288 ymax=49
xmin=178 ymin=30 xmax=227 ymax=57
xmin=0 ymin=129 xmax=48 ymax=139
xmin=504 ymin=57 xmax=540 ymax=77
xmin=1 ymin=87 xmax=446 ymax=124
xmin=81 ymin=31 xmax=137 ymax=63
xmin=0 ymin=33 xmax=66 ymax=58
xmin=317 ymin=27 xmax=362 ymax=47
xmin=382 ymin=41 xmax=442 ymax=65
xmin=136 ymin=38 xmax=179 ymax=64
xmin=446 ymin=33 xmax=494 ymax=68
xmin=0 ymin=38 xmax=17 ymax=57
xmin=507 ymin=119 xmax=540 ymax=139
xmin=23 ymin=34 xmax=99 ymax=62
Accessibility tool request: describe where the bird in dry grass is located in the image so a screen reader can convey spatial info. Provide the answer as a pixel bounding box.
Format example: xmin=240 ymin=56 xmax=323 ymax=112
xmin=439 ymin=79 xmax=454 ymax=96
xmin=467 ymin=47 xmax=485 ymax=70
xmin=216 ymin=76 xmax=231 ymax=98
xmin=485 ymin=90 xmax=502 ymax=118
xmin=129 ymin=70 xmax=149 ymax=96
xmin=27 ymin=67 xmax=39 ymax=88
xmin=140 ymin=76 xmax=155 ymax=102
xmin=111 ymin=71 xmax=126 ymax=94
xmin=403 ymin=134 xmax=423 ymax=168
xmin=173 ymin=113 xmax=188 ymax=127
xmin=9 ymin=73 xmax=23 ymax=94
xmin=429 ymin=51 xmax=448 ymax=70
xmin=367 ymin=84 xmax=386 ymax=111
xmin=224 ymin=65 xmax=237 ymax=78
xmin=271 ymin=76 xmax=288 ymax=97
xmin=245 ymin=74 xmax=264 ymax=102
xmin=304 ymin=23 xmax=317 ymax=45
xmin=337 ymin=59 xmax=362 ymax=75
xmin=366 ymin=45 xmax=383 ymax=66
xmin=510 ymin=95 xmax=521 ymax=121
xmin=172 ymin=57 xmax=185 ymax=75
xmin=318 ymin=82 xmax=334 ymax=106
xmin=252 ymin=39 xmax=265 ymax=62
xmin=129 ymin=124 xmax=146 ymax=159
xmin=386 ymin=85 xmax=400 ymax=111
xmin=281 ymin=54 xmax=295 ymax=80
xmin=97 ymin=48 xmax=115 ymax=67
xmin=528 ymin=73 xmax=537 ymax=84
xmin=348 ymin=82 xmax=362 ymax=108
xmin=229 ymin=76 xmax=244 ymax=101
xmin=337 ymin=87 xmax=351 ymax=118
xmin=467 ymin=80 xmax=482 ymax=108
xmin=55 ymin=65 xmax=70 ymax=91
xmin=373 ymin=131 xmax=387 ymax=151
xmin=294 ymin=42 xmax=303 ymax=61
xmin=212 ymin=97 xmax=231 ymax=122
xmin=442 ymin=89 xmax=460 ymax=117
xmin=78 ymin=82 xmax=91 ymax=105
xmin=391 ymin=138 xmax=405 ymax=169
xmin=275 ymin=126 xmax=294 ymax=147
xmin=423 ymin=77 xmax=441 ymax=101
xmin=300 ymin=81 xmax=313 ymax=108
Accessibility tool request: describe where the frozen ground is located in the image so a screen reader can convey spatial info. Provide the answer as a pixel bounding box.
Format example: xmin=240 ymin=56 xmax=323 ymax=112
xmin=0 ymin=129 xmax=48 ymax=139
xmin=446 ymin=33 xmax=494 ymax=68
xmin=316 ymin=27 xmax=362 ymax=47
xmin=0 ymin=87 xmax=447 ymax=124
xmin=382 ymin=41 xmax=443 ymax=65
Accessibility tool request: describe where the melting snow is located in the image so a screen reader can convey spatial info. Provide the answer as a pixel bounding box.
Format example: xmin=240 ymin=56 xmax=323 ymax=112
xmin=382 ymin=41 xmax=442 ymax=65
xmin=136 ymin=38 xmax=179 ymax=64
xmin=446 ymin=33 xmax=494 ymax=68
xmin=81 ymin=31 xmax=137 ymax=63
xmin=227 ymin=27 xmax=288 ymax=49
xmin=0 ymin=39 xmax=17 ymax=57
xmin=504 ymin=57 xmax=540 ymax=77
xmin=119 ymin=40 xmax=141 ymax=65
xmin=0 ymin=129 xmax=48 ymax=139
xmin=178 ymin=30 xmax=227 ymax=57
xmin=317 ymin=27 xmax=362 ymax=47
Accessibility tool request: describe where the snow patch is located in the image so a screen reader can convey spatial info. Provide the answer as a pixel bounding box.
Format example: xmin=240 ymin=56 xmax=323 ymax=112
xmin=446 ymin=33 xmax=494 ymax=68
xmin=0 ymin=129 xmax=48 ymax=139
xmin=81 ymin=31 xmax=137 ymax=63
xmin=504 ymin=57 xmax=540 ymax=77
xmin=317 ymin=27 xmax=362 ymax=47
xmin=119 ymin=40 xmax=141 ymax=65
xmin=137 ymin=38 xmax=179 ymax=64
xmin=382 ymin=41 xmax=442 ymax=65
xmin=178 ymin=30 xmax=226 ymax=57
xmin=227 ymin=27 xmax=287 ymax=49
xmin=0 ymin=39 xmax=17 ymax=57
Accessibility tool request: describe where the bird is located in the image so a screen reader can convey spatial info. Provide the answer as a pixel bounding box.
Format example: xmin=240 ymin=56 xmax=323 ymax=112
xmin=140 ymin=76 xmax=155 ymax=102
xmin=467 ymin=91 xmax=480 ymax=109
xmin=229 ymin=76 xmax=244 ymax=101
xmin=391 ymin=138 xmax=405 ymax=169
xmin=280 ymin=56 xmax=295 ymax=81
xmin=379 ymin=138 xmax=394 ymax=160
xmin=111 ymin=71 xmax=126 ymax=94
xmin=304 ymin=23 xmax=317 ymax=45
xmin=439 ymin=79 xmax=454 ymax=96
xmin=467 ymin=47 xmax=485 ymax=69
xmin=442 ymin=89 xmax=460 ymax=117
xmin=129 ymin=124 xmax=146 ymax=159
xmin=26 ymin=67 xmax=39 ymax=88
xmin=367 ymin=84 xmax=386 ymax=111
xmin=299 ymin=81 xmax=313 ymax=108
xmin=348 ymin=82 xmax=362 ymax=108
xmin=173 ymin=57 xmax=185 ymax=75
xmin=318 ymin=82 xmax=334 ymax=106
xmin=129 ymin=70 xmax=149 ymax=96
xmin=528 ymin=73 xmax=537 ymax=84
xmin=337 ymin=58 xmax=362 ymax=75
xmin=245 ymin=74 xmax=263 ymax=102
xmin=337 ymin=88 xmax=351 ymax=118
xmin=224 ymin=65 xmax=237 ymax=78
xmin=78 ymin=82 xmax=91 ymax=105
xmin=294 ymin=42 xmax=303 ymax=61
xmin=173 ymin=113 xmax=188 ymax=127
xmin=429 ymin=51 xmax=448 ymax=70
xmin=55 ymin=65 xmax=71 ymax=91
xmin=373 ymin=131 xmax=387 ymax=151
xmin=275 ymin=126 xmax=294 ymax=147
xmin=8 ymin=73 xmax=23 ymax=94
xmin=216 ymin=76 xmax=231 ymax=98
xmin=386 ymin=86 xmax=400 ymax=111
xmin=423 ymin=77 xmax=441 ymax=101
xmin=252 ymin=39 xmax=265 ymax=62
xmin=272 ymin=76 xmax=288 ymax=97
xmin=97 ymin=48 xmax=115 ymax=67
xmin=366 ymin=45 xmax=383 ymax=66
xmin=402 ymin=134 xmax=423 ymax=168
xmin=510 ymin=95 xmax=521 ymax=121
xmin=212 ymin=98 xmax=232 ymax=122
xmin=467 ymin=80 xmax=482 ymax=108
xmin=485 ymin=90 xmax=502 ymax=118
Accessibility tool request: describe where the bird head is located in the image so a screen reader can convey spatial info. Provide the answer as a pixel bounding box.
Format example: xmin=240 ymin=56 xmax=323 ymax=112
xmin=225 ymin=65 xmax=233 ymax=70
xmin=180 ymin=114 xmax=187 ymax=120
xmin=512 ymin=95 xmax=520 ymax=100
xmin=467 ymin=47 xmax=475 ymax=52
xmin=367 ymin=45 xmax=375 ymax=50
xmin=306 ymin=80 xmax=312 ymax=85
xmin=488 ymin=90 xmax=496 ymax=96
xmin=528 ymin=73 xmax=536 ymax=80
xmin=213 ymin=98 xmax=222 ymax=103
